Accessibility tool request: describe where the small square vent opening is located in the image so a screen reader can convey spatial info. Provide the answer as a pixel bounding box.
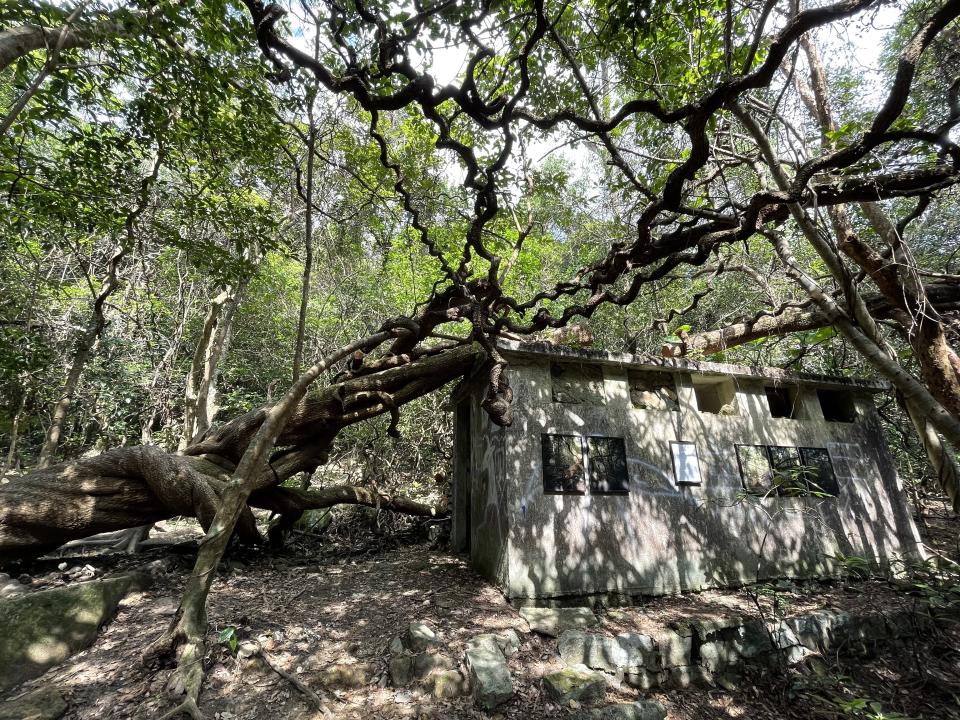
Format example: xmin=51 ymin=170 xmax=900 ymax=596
xmin=817 ymin=389 xmax=858 ymax=423
xmin=693 ymin=377 xmax=738 ymax=415
xmin=765 ymin=385 xmax=801 ymax=419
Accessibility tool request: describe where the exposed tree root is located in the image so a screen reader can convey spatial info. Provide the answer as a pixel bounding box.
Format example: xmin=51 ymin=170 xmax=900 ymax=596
xmin=256 ymin=646 xmax=331 ymax=715
xmin=147 ymin=330 xmax=411 ymax=718
xmin=155 ymin=697 xmax=205 ymax=720
xmin=60 ymin=524 xmax=155 ymax=553
xmin=143 ymin=592 xmax=210 ymax=719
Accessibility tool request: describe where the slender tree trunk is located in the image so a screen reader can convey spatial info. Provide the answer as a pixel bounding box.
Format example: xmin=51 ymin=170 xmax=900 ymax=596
xmin=292 ymin=123 xmax=316 ymax=382
xmin=797 ymin=38 xmax=960 ymax=500
xmin=38 ymin=149 xmax=165 ymax=468
xmin=904 ymin=398 xmax=960 ymax=512
xmin=37 ymin=244 xmax=125 ymax=469
xmin=179 ymin=281 xmax=246 ymax=451
xmin=141 ymin=279 xmax=191 ymax=444
xmin=4 ymin=390 xmax=28 ymax=472
xmin=150 ymin=328 xmax=400 ymax=717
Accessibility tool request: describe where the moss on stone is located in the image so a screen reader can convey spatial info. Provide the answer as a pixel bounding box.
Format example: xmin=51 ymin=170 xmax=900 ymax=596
xmin=0 ymin=575 xmax=143 ymax=692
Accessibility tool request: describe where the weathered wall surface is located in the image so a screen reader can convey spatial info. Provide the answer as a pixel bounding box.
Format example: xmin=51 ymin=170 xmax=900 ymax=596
xmin=451 ymin=400 xmax=471 ymax=554
xmin=485 ymin=353 xmax=922 ymax=601
xmin=466 ymin=383 xmax=510 ymax=587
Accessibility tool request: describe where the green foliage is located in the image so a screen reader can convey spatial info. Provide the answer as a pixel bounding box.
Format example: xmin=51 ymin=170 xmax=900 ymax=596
xmin=828 ymin=552 xmax=873 ymax=581
xmin=217 ymin=626 xmax=239 ymax=653
xmin=0 ymin=0 xmax=957 ymax=523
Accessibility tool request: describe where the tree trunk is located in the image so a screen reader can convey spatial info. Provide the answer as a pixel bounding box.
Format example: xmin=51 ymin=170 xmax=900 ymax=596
xmin=0 ymin=343 xmax=481 ymax=562
xmin=799 ymin=36 xmax=960 ymax=489
xmin=150 ymin=328 xmax=413 ymax=713
xmin=3 ymin=390 xmax=28 ymax=473
xmin=292 ymin=123 xmax=316 ymax=382
xmin=38 ymin=150 xmax=165 ymax=467
xmin=179 ymin=282 xmax=246 ymax=451
xmin=904 ymin=398 xmax=960 ymax=513
xmin=0 ymin=5 xmax=169 ymax=73
xmin=37 ymin=244 xmax=125 ymax=469
xmin=662 ymin=281 xmax=960 ymax=357
xmin=142 ymin=273 xmax=192 ymax=444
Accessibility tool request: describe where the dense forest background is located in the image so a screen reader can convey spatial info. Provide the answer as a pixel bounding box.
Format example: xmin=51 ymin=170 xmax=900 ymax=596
xmin=2 ymin=0 xmax=957 ymax=506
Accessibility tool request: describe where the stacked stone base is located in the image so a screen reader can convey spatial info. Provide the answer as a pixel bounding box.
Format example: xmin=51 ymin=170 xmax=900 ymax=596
xmin=552 ymin=606 xmax=934 ymax=689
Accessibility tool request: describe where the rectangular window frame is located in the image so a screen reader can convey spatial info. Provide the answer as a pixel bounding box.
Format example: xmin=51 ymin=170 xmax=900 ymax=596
xmin=670 ymin=440 xmax=703 ymax=486
xmin=586 ymin=436 xmax=630 ymax=495
xmin=692 ymin=376 xmax=739 ymax=415
xmin=541 ymin=433 xmax=587 ymax=495
xmin=817 ymin=388 xmax=859 ymax=423
xmin=764 ymin=385 xmax=801 ymax=419
xmin=799 ymin=446 xmax=839 ymax=497
xmin=768 ymin=445 xmax=806 ymax=496
xmin=628 ymin=370 xmax=680 ymax=412
xmin=541 ymin=433 xmax=630 ymax=496
xmin=736 ymin=443 xmax=774 ymax=495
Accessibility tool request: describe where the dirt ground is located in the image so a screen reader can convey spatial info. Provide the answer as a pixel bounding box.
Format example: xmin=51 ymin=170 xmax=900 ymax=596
xmin=2 ymin=503 xmax=960 ymax=720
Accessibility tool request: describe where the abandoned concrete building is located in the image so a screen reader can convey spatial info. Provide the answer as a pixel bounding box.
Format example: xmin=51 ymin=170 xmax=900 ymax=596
xmin=450 ymin=340 xmax=923 ymax=602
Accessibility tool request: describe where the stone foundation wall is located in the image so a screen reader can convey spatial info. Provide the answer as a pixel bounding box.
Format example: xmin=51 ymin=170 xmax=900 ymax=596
xmin=554 ymin=606 xmax=936 ymax=688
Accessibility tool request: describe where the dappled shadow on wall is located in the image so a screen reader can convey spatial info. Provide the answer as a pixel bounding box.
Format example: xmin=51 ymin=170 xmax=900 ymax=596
xmin=504 ymin=392 xmax=917 ymax=604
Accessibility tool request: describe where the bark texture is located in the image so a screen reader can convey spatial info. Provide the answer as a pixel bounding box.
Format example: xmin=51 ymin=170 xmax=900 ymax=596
xmin=179 ymin=283 xmax=246 ymax=451
xmin=0 ymin=343 xmax=481 ymax=562
xmin=662 ymin=281 xmax=960 ymax=357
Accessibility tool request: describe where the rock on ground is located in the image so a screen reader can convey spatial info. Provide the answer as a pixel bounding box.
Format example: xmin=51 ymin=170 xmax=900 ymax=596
xmin=425 ymin=669 xmax=469 ymax=698
xmin=413 ymin=651 xmax=456 ymax=679
xmin=494 ymin=628 xmax=521 ymax=657
xmin=405 ymin=621 xmax=440 ymax=652
xmin=542 ymin=664 xmax=607 ymax=705
xmin=558 ymin=630 xmax=659 ymax=672
xmin=465 ymin=633 xmax=514 ymax=709
xmin=520 ymin=607 xmax=598 ymax=637
xmin=577 ymin=700 xmax=667 ymax=720
xmin=0 ymin=573 xmax=28 ymax=599
xmin=0 ymin=573 xmax=149 ymax=692
xmin=318 ymin=662 xmax=376 ymax=689
xmin=389 ymin=653 xmax=415 ymax=687
xmin=0 ymin=686 xmax=68 ymax=720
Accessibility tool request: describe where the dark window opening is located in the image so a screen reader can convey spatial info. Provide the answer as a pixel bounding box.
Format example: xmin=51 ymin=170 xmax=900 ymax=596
xmin=541 ymin=434 xmax=586 ymax=494
xmin=741 ymin=445 xmax=840 ymax=498
xmin=736 ymin=444 xmax=773 ymax=494
xmin=765 ymin=386 xmax=799 ymax=419
xmin=799 ymin=447 xmax=839 ymax=496
xmin=768 ymin=445 xmax=807 ymax=496
xmin=817 ymin=389 xmax=858 ymax=423
xmin=541 ymin=434 xmax=629 ymax=495
xmin=735 ymin=445 xmax=840 ymax=497
xmin=587 ymin=437 xmax=629 ymax=494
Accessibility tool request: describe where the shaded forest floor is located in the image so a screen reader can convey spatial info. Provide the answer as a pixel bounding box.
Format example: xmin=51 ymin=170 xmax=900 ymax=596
xmin=2 ymin=502 xmax=960 ymax=720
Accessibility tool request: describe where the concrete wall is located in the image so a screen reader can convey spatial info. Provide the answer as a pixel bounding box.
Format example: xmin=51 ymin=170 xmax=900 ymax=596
xmin=464 ymin=383 xmax=510 ymax=587
xmin=457 ymin=351 xmax=923 ymax=601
